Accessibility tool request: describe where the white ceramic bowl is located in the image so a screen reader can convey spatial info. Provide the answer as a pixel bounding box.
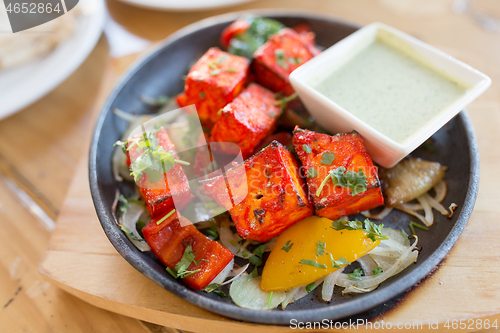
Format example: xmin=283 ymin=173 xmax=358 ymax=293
xmin=289 ymin=22 xmax=491 ymax=168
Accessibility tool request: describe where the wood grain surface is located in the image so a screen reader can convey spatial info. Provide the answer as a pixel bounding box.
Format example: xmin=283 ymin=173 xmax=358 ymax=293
xmin=1 ymin=0 xmax=499 ymax=332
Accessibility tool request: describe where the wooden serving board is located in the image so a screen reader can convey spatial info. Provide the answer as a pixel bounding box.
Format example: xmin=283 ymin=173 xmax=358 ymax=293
xmin=39 ymin=98 xmax=500 ymax=332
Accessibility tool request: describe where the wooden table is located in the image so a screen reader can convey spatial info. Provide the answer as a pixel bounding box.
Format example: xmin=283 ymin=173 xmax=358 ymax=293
xmin=1 ymin=0 xmax=499 ymax=332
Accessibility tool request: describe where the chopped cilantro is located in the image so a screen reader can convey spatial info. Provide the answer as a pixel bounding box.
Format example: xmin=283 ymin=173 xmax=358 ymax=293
xmin=156 ymin=209 xmax=176 ymax=225
xmin=267 ymin=292 xmax=273 ymax=308
xmin=316 ymin=166 xmax=367 ymax=197
xmin=281 ymin=240 xmax=294 ymax=252
xmin=305 ymin=282 xmax=316 ymax=293
xmin=302 ymin=144 xmax=312 ymax=154
xmin=409 ymin=221 xmax=429 ymax=235
xmin=401 ymin=228 xmax=409 ymax=239
xmin=348 ymin=268 xmax=364 ymax=281
xmin=320 ymin=152 xmax=335 ymax=165
xmin=128 ymin=130 xmax=190 ymax=183
xmin=247 ymin=267 xmax=259 ymax=281
xmin=299 ymin=259 xmax=326 ymax=269
xmin=166 ymin=245 xmax=206 ymax=279
xmin=306 ymin=167 xmax=318 ymax=178
xmin=372 ymin=267 xmax=383 ymax=276
xmin=288 ymin=56 xmax=303 ymax=65
xmin=213 ymin=290 xmax=227 ymax=297
xmin=329 ymin=254 xmax=349 ymax=268
xmin=316 ymin=240 xmax=326 ymax=256
xmin=199 ymin=91 xmax=206 ymax=99
xmin=249 ymin=244 xmax=266 ymax=267
xmin=229 ymin=239 xmax=238 ymax=247
xmin=226 ymin=68 xmax=237 ymax=73
xmin=210 ymin=68 xmax=220 ymax=76
xmin=217 ymin=108 xmax=223 ymax=116
xmin=331 ymin=218 xmax=389 ymax=242
xmin=274 ymin=49 xmax=288 ymax=70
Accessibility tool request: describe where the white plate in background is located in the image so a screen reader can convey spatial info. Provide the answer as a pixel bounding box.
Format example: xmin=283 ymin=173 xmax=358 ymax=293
xmin=0 ymin=0 xmax=105 ymax=121
xmin=117 ymin=0 xmax=254 ymax=12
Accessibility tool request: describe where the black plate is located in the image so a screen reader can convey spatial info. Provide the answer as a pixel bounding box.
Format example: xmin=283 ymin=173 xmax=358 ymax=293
xmin=89 ymin=11 xmax=479 ymax=325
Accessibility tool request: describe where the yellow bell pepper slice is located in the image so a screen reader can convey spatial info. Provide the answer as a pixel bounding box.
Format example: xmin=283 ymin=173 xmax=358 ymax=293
xmin=260 ymin=216 xmax=380 ymax=292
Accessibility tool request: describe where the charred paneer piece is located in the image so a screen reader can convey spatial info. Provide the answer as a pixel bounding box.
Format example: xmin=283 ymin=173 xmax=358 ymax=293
xmin=199 ymin=141 xmax=313 ymax=242
xmin=292 ymin=128 xmax=384 ymax=219
xmin=210 ymin=83 xmax=281 ymax=159
xmin=178 ymin=48 xmax=250 ymax=129
xmin=142 ymin=213 xmax=234 ymax=291
xmin=126 ymin=128 xmax=191 ymax=218
xmin=253 ymin=28 xmax=320 ymax=96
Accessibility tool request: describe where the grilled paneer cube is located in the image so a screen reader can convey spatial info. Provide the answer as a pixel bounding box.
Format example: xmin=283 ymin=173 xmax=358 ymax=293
xmin=292 ymin=128 xmax=384 ymax=219
xmin=178 ymin=48 xmax=250 ymax=129
xmin=210 ymin=83 xmax=281 ymax=159
xmin=199 ymin=141 xmax=313 ymax=242
xmin=142 ymin=212 xmax=234 ymax=290
xmin=126 ymin=128 xmax=191 ymax=218
xmin=253 ymin=28 xmax=320 ymax=96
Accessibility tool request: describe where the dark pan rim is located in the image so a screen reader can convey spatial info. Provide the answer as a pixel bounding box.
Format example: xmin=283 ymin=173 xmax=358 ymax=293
xmin=89 ymin=10 xmax=480 ymax=325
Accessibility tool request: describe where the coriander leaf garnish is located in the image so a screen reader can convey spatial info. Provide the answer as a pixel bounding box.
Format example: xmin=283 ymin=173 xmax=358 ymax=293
xmin=348 ymin=268 xmax=364 ymax=281
xmin=117 ymin=194 xmax=129 ymax=213
xmin=306 ymin=167 xmax=318 ymax=178
xmin=372 ymin=267 xmax=383 ymax=276
xmin=156 ymin=209 xmax=176 ymax=225
xmin=166 ymin=244 xmax=206 ymax=279
xmin=281 ymin=240 xmax=294 ymax=252
xmin=249 ymin=244 xmax=266 ymax=267
xmin=320 ymin=152 xmax=335 ymax=165
xmin=299 ymin=259 xmax=326 ymax=269
xmin=316 ymin=240 xmax=326 ymax=256
xmin=302 ymin=144 xmax=312 ymax=154
xmin=316 ymin=166 xmax=367 ymax=197
xmin=226 ymin=68 xmax=236 ymax=73
xmin=401 ymin=228 xmax=409 ymax=239
xmin=273 ymin=92 xmax=298 ymax=107
xmin=305 ymin=282 xmax=316 ymax=293
xmin=129 ymin=130 xmax=190 ymax=183
xmin=409 ymin=221 xmax=429 ymax=235
xmin=288 ymin=56 xmax=303 ymax=65
xmin=247 ymin=267 xmax=259 ymax=281
xmin=199 ymin=91 xmax=206 ymax=99
xmin=329 ymin=254 xmax=349 ymax=268
xmin=267 ymin=292 xmax=274 ymax=308
xmin=205 ymin=283 xmax=227 ymax=297
xmin=213 ymin=290 xmax=228 ymax=297
xmin=274 ymin=49 xmax=288 ymax=70
xmin=331 ymin=218 xmax=389 ymax=242
xmin=210 ymin=68 xmax=221 ymax=76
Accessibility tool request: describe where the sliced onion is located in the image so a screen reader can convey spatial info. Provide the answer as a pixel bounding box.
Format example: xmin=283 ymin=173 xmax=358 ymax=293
xmin=282 ymin=278 xmax=324 ymax=309
xmin=342 ymin=285 xmax=377 ymax=294
xmin=361 ymin=207 xmax=393 ymax=220
xmin=422 ymin=193 xmax=448 ymax=215
xmin=209 ymin=259 xmax=234 ymax=286
xmin=322 ymin=269 xmax=344 ymax=302
xmin=394 ymin=204 xmax=428 ymax=225
xmin=336 ymin=236 xmax=418 ymax=290
xmin=218 ymin=218 xmax=251 ymax=258
xmin=357 ymin=255 xmax=379 ymax=276
xmin=416 ymin=194 xmax=434 ymax=226
xmin=263 ymin=237 xmax=278 ymax=252
xmin=227 ymin=263 xmax=250 ymax=279
xmin=229 ymin=273 xmax=286 ymax=310
xmin=118 ymin=201 xmax=150 ymax=252
xmin=433 ymin=180 xmax=447 ymax=203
